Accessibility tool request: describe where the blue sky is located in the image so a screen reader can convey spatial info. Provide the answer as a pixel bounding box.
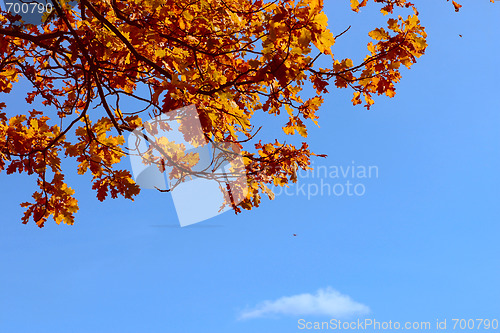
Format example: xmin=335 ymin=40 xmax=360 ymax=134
xmin=1 ymin=1 xmax=499 ymax=332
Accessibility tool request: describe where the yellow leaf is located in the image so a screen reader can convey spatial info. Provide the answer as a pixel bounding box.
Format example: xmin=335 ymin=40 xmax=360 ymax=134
xmin=352 ymin=91 xmax=362 ymax=105
xmin=406 ymin=15 xmax=419 ymax=30
xmin=367 ymin=42 xmax=376 ymax=55
xmin=313 ymin=31 xmax=335 ymax=55
xmin=350 ymin=0 xmax=360 ymax=11
xmin=155 ymin=48 xmax=166 ymax=58
xmin=368 ymin=28 xmax=389 ymax=41
xmin=312 ymin=12 xmax=328 ymax=27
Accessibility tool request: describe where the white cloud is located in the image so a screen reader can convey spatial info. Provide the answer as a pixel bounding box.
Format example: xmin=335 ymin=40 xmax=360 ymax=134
xmin=238 ymin=287 xmax=370 ymax=320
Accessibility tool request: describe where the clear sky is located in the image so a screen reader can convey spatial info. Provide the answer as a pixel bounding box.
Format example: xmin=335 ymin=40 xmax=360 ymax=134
xmin=1 ymin=1 xmax=499 ymax=332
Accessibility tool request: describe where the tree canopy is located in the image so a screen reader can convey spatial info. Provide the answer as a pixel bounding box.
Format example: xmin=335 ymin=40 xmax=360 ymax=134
xmin=0 ymin=0 xmax=484 ymax=227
